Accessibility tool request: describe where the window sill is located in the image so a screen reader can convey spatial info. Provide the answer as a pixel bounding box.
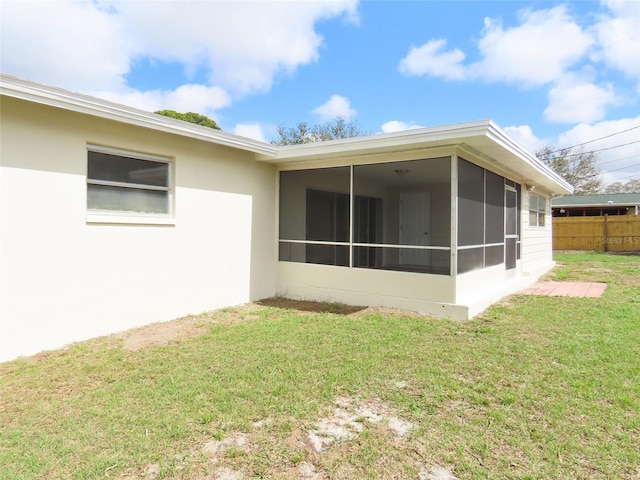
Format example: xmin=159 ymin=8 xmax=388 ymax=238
xmin=86 ymin=213 xmax=175 ymax=226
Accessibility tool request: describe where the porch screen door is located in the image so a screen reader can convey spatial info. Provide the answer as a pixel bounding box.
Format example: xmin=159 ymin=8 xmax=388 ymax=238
xmin=505 ymin=187 xmax=517 ymax=270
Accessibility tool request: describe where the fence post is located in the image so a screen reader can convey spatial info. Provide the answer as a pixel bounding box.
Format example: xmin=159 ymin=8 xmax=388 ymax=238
xmin=603 ymin=214 xmax=608 ymax=253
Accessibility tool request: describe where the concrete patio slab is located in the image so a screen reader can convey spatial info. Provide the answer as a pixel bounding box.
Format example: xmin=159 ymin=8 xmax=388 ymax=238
xmin=519 ymin=281 xmax=607 ymax=298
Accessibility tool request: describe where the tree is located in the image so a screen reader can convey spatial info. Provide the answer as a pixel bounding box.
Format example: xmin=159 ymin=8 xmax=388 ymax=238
xmin=536 ymin=146 xmax=603 ymax=194
xmin=272 ymin=116 xmax=369 ymax=145
xmin=155 ymin=110 xmax=221 ymax=130
xmin=604 ymin=179 xmax=640 ymax=193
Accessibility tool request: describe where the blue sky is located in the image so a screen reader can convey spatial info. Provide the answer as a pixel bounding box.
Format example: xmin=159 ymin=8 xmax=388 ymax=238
xmin=1 ymin=0 xmax=638 ymax=184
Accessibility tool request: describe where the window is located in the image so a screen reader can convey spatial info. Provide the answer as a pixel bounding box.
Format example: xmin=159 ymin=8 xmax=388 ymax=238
xmin=529 ymin=194 xmax=546 ymax=227
xmin=87 ymin=146 xmax=171 ymax=215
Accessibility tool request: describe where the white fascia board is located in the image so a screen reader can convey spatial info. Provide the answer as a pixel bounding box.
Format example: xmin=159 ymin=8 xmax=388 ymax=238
xmin=484 ymin=123 xmax=574 ymax=194
xmin=261 ymin=119 xmax=573 ymax=195
xmin=0 ymin=74 xmax=279 ymax=157
xmin=260 ymin=119 xmax=494 ymax=162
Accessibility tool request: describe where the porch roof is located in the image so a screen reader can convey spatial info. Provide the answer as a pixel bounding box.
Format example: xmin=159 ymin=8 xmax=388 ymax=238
xmin=259 ymin=121 xmax=573 ymax=195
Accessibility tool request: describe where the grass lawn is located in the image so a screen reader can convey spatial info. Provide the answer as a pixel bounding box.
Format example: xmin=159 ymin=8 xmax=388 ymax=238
xmin=1 ymin=252 xmax=638 ymax=479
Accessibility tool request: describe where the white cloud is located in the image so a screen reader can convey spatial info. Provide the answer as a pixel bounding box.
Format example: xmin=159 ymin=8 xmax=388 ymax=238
xmin=503 ymin=125 xmax=548 ymax=153
xmin=592 ymin=0 xmax=640 ymax=79
xmin=0 ymin=0 xmax=130 ymax=91
xmin=232 ymin=123 xmax=267 ymax=143
xmin=397 ymin=3 xmax=638 ymax=126
xmin=313 ymin=94 xmax=356 ymax=121
xmin=472 ymin=6 xmax=593 ymax=86
xmin=0 ymin=0 xmax=358 ymax=99
xmin=107 ymin=0 xmax=358 ymax=95
xmin=95 ymin=84 xmax=231 ymax=118
xmin=380 ymin=120 xmax=424 ymax=133
xmin=398 ymin=6 xmax=592 ymax=87
xmin=544 ymin=73 xmax=618 ymax=123
xmin=398 ymin=39 xmax=466 ymax=80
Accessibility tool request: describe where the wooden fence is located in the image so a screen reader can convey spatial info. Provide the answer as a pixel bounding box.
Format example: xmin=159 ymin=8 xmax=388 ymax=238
xmin=553 ymin=216 xmax=640 ymax=252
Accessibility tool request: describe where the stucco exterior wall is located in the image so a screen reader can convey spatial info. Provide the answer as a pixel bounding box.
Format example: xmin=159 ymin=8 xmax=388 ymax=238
xmin=0 ymin=97 xmax=276 ymax=362
xmin=277 ymin=262 xmax=464 ymax=318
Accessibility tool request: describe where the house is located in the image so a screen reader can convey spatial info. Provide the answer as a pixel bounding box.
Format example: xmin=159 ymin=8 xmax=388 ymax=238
xmin=552 ymin=194 xmax=640 ymax=217
xmin=0 ymin=74 xmax=573 ymax=362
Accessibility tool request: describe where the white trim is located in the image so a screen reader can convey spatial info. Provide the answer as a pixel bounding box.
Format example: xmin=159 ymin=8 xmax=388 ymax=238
xmin=87 ymin=143 xmax=172 ymax=163
xmin=279 ymin=240 xmax=451 ymax=251
xmin=86 ymin=214 xmax=175 ymax=226
xmin=450 ymin=153 xmax=458 ymax=277
xmin=352 ymin=243 xmax=450 ymax=251
xmin=280 ymin=239 xmax=350 ymax=246
xmin=87 ymin=179 xmax=169 ymax=192
xmin=267 ymin=123 xmax=572 ymax=195
xmin=457 ymin=242 xmax=504 ymax=250
xmin=1 ymin=74 xmax=278 ymax=157
xmin=349 ymin=164 xmax=354 ymax=268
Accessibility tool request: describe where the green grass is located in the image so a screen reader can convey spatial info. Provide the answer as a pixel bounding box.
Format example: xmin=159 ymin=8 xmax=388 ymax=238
xmin=1 ymin=252 xmax=639 ymax=479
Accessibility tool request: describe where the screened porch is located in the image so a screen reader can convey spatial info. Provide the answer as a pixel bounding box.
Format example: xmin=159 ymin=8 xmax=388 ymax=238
xmin=278 ymin=155 xmax=521 ymax=277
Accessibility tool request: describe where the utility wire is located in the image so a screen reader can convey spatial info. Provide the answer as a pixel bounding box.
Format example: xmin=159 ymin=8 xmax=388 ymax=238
xmin=612 ymin=172 xmax=639 ymax=182
xmin=597 ymin=153 xmax=639 ymax=167
xmin=584 ymin=162 xmax=640 ymax=178
xmin=542 ymin=140 xmax=640 ymax=158
xmin=543 ymin=125 xmax=640 ymax=154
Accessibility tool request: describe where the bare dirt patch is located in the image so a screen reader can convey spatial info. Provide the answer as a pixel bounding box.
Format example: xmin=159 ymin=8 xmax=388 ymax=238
xmin=420 ymin=466 xmax=460 ymax=480
xmin=181 ymin=396 xmax=427 ymax=480
xmin=114 ymin=303 xmax=268 ymax=352
xmin=257 ymin=297 xmax=368 ymax=315
xmin=111 ymin=298 xmax=420 ymax=353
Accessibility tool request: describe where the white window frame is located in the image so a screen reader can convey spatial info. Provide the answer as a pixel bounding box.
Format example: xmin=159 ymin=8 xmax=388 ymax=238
xmin=529 ymin=193 xmax=546 ymax=227
xmin=86 ymin=144 xmax=174 ymax=225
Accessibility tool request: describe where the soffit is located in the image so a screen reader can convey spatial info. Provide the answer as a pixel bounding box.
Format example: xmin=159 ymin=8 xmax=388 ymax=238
xmin=261 ymin=121 xmax=573 ymax=195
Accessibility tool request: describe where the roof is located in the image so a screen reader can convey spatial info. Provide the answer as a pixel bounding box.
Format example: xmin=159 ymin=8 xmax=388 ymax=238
xmin=552 ymin=193 xmax=640 ymax=207
xmin=0 ymin=74 xmax=278 ymax=157
xmin=261 ymin=120 xmax=573 ymax=194
xmin=1 ymin=74 xmax=573 ymax=195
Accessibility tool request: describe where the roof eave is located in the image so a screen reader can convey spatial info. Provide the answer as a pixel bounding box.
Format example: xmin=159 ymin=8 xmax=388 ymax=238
xmin=0 ymin=74 xmax=279 ymax=157
xmin=484 ymin=123 xmax=574 ymax=195
xmin=259 ymin=119 xmax=495 ymax=162
xmin=259 ymin=120 xmax=573 ymax=195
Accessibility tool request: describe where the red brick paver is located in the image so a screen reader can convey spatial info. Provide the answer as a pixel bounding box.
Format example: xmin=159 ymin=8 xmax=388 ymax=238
xmin=519 ymin=281 xmax=607 ymax=298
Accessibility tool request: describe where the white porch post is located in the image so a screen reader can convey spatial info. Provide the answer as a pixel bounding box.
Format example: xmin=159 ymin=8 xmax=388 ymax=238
xmin=451 ymin=153 xmax=458 ymax=279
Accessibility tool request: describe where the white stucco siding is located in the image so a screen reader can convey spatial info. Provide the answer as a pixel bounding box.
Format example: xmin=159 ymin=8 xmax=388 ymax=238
xmin=277 ymin=262 xmax=464 ymax=318
xmin=0 ymin=98 xmax=276 ymax=362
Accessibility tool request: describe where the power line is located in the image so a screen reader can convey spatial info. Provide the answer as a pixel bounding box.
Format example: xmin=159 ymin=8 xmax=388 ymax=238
xmin=597 ymin=154 xmax=639 ymax=167
xmin=543 ymin=125 xmax=640 ymax=154
xmin=552 ymin=140 xmax=640 ymax=158
xmin=611 ymin=172 xmax=639 ymax=182
xmin=588 ymin=162 xmax=640 ymax=177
